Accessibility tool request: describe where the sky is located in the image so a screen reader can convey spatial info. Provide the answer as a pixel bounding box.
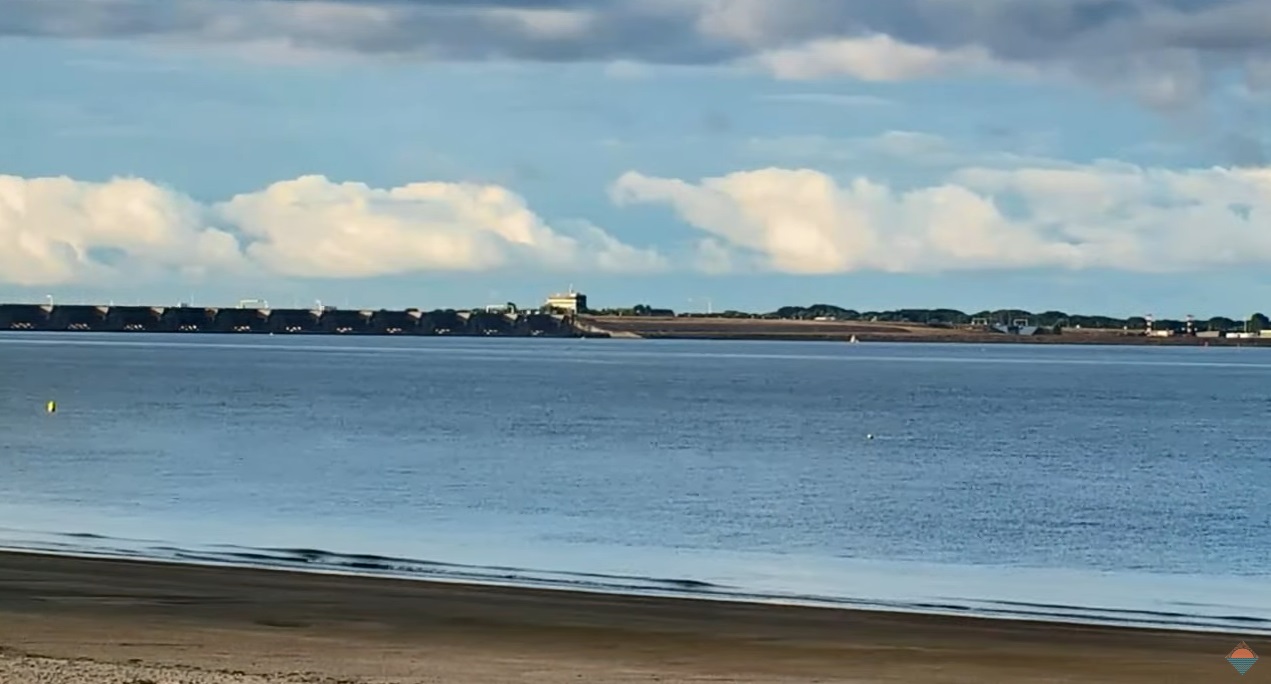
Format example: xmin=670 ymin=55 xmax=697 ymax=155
xmin=1 ymin=0 xmax=1270 ymax=316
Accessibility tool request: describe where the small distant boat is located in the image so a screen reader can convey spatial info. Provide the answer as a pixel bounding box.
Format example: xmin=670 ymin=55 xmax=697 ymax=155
xmin=848 ymin=335 xmax=859 ymax=344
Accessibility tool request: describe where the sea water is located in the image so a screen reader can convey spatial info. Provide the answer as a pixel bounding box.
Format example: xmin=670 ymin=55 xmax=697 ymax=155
xmin=0 ymin=332 xmax=1267 ymax=633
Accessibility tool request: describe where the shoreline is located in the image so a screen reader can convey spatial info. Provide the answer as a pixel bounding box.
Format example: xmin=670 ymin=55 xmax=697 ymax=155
xmin=598 ymin=332 xmax=1271 ymax=346
xmin=0 ymin=550 xmax=1257 ymax=683
xmin=3 ymin=327 xmax=1268 ymax=347
xmin=3 ymin=301 xmax=1266 ymax=347
xmin=3 ymin=538 xmax=1267 ymax=638
xmin=581 ymin=317 xmax=1271 ymax=346
xmin=579 ymin=315 xmax=1271 ymax=345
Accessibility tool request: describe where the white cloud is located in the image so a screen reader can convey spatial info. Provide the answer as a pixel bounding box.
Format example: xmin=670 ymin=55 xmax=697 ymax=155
xmin=748 ymin=34 xmax=1008 ymax=81
xmin=0 ymin=173 xmax=665 ymax=286
xmin=484 ymin=8 xmax=595 ymax=41
xmin=0 ymin=175 xmax=244 ymax=287
xmin=222 ymin=175 xmax=667 ymax=278
xmin=610 ymin=161 xmax=1271 ymax=275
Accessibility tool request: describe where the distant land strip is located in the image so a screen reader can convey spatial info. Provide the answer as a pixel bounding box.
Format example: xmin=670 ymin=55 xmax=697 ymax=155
xmin=2 ymin=301 xmax=1269 ymax=346
xmin=587 ymin=304 xmax=1271 ymax=346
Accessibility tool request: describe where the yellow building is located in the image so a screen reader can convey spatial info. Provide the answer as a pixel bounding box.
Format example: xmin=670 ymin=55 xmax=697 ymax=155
xmin=545 ymin=289 xmax=587 ymax=314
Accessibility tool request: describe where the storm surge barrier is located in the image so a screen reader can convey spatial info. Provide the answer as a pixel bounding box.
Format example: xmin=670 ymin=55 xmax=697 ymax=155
xmin=0 ymin=304 xmax=594 ymax=337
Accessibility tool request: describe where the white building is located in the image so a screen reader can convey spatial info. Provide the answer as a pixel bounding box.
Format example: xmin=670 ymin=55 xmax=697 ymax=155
xmin=545 ymin=289 xmax=587 ymax=314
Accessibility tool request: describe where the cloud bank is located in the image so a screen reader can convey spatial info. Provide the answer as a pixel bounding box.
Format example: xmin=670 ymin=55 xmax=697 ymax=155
xmin=610 ymin=162 xmax=1271 ymax=275
xmin=7 ymin=0 xmax=1271 ymax=105
xmin=6 ymin=158 xmax=1271 ymax=287
xmin=0 ymin=174 xmax=665 ymax=287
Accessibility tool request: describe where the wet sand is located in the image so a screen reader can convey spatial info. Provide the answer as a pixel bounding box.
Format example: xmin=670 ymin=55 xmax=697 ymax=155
xmin=0 ymin=551 xmax=1257 ymax=683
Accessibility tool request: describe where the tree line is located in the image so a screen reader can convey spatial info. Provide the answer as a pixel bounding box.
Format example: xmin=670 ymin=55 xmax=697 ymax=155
xmin=590 ymin=304 xmax=1271 ymax=332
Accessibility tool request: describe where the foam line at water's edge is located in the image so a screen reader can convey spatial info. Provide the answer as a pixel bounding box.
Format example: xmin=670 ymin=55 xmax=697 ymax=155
xmin=0 ymin=533 xmax=1267 ymax=636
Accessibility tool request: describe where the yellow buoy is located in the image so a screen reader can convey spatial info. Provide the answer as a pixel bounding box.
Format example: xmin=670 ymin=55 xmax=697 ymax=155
xmin=46 ymin=400 xmax=56 ymax=414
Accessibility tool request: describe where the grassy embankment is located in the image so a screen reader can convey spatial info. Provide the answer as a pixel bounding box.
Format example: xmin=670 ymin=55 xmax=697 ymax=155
xmin=580 ymin=316 xmax=1270 ymax=346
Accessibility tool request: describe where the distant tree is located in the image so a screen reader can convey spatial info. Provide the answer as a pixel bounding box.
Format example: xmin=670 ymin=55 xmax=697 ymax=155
xmin=926 ymin=308 xmax=971 ymax=324
xmin=1207 ymin=316 xmax=1236 ymax=331
xmin=593 ymin=303 xmax=1270 ymax=331
xmin=1037 ymin=310 xmax=1069 ymax=323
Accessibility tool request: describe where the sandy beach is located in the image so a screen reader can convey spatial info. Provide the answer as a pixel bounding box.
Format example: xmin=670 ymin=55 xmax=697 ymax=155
xmin=0 ymin=551 xmax=1257 ymax=683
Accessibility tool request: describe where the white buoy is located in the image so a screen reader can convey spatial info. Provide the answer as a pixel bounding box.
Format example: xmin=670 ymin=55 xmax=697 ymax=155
xmin=866 ymin=433 xmax=874 ymax=440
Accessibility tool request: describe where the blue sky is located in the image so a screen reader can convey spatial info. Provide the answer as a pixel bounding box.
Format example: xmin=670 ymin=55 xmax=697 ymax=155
xmin=1 ymin=0 xmax=1269 ymax=316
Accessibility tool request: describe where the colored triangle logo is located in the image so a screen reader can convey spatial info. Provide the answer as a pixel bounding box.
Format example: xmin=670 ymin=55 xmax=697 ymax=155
xmin=1227 ymin=642 xmax=1258 ymax=675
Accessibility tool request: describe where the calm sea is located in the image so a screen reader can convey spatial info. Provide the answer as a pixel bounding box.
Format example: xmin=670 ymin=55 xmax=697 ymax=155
xmin=1 ymin=332 xmax=1268 ymax=633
